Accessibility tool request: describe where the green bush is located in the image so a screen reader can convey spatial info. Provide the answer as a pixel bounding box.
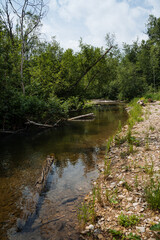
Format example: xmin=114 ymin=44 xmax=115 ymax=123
xmin=145 ymin=178 xmax=160 ymax=210
xmin=118 ymin=213 xmax=140 ymax=228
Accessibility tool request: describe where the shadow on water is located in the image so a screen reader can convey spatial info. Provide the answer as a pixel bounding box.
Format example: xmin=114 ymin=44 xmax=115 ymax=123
xmin=0 ymin=104 xmax=128 ymax=240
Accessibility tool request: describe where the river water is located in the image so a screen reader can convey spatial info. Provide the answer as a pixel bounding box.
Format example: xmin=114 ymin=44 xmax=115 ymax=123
xmin=0 ymin=104 xmax=128 ymax=240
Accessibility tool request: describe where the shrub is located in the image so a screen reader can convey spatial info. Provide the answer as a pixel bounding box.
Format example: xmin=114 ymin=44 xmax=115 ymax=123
xmin=145 ymin=178 xmax=160 ymax=210
xmin=118 ymin=213 xmax=140 ymax=228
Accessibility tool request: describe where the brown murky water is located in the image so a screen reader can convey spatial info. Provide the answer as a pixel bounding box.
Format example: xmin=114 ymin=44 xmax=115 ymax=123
xmin=0 ymin=104 xmax=128 ymax=240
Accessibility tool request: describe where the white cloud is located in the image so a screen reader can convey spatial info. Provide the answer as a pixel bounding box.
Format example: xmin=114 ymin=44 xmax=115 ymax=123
xmin=146 ymin=0 xmax=160 ymax=17
xmin=41 ymin=0 xmax=160 ymax=51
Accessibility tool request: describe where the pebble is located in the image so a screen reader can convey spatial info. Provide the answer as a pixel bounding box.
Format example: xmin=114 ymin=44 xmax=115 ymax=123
xmin=136 ymin=226 xmax=146 ymax=233
xmin=86 ymin=224 xmax=94 ymax=231
xmin=110 ymin=182 xmax=116 ymax=188
xmin=127 ymin=197 xmax=133 ymax=201
xmin=118 ymin=195 xmax=125 ymax=199
xmin=139 ymin=208 xmax=145 ymax=212
xmin=81 ymin=229 xmax=89 ymax=234
xmin=118 ymin=181 xmax=123 ymax=186
xmin=98 ymin=234 xmax=104 ymax=239
xmin=127 ymin=211 xmax=133 ymax=214
xmin=133 ymin=202 xmax=139 ymax=207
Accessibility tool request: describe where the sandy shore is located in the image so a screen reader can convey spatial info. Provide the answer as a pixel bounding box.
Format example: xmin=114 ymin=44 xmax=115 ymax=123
xmin=81 ymin=101 xmax=160 ymax=240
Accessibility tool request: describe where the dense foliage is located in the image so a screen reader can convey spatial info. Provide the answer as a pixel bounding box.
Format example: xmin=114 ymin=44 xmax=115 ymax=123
xmin=1 ymin=9 xmax=160 ymax=130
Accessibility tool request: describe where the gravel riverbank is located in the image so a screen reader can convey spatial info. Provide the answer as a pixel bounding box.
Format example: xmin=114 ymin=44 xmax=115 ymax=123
xmin=80 ymin=101 xmax=160 ymax=240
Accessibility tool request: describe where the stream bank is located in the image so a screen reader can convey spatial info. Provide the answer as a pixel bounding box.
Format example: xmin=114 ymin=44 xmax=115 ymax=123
xmin=80 ymin=101 xmax=160 ymax=240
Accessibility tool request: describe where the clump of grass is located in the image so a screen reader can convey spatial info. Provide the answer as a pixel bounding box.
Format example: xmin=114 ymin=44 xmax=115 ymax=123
xmin=145 ymin=178 xmax=160 ymax=210
xmin=105 ymin=188 xmax=119 ymax=205
xmin=126 ymin=129 xmax=140 ymax=146
xmin=109 ymin=229 xmax=123 ymax=239
xmin=128 ymin=99 xmax=143 ymax=128
xmin=122 ymin=181 xmax=132 ymax=191
xmin=118 ymin=213 xmax=140 ymax=228
xmin=129 ymin=144 xmax=134 ymax=153
xmin=150 ymin=222 xmax=160 ymax=231
xmin=77 ymin=202 xmax=88 ymax=227
xmin=144 ymin=159 xmax=154 ymax=176
xmin=134 ymin=175 xmax=139 ymax=188
xmin=120 ymin=151 xmax=130 ymax=159
xmin=124 ymin=165 xmax=131 ymax=172
xmin=150 ymin=222 xmax=160 ymax=239
xmin=78 ymin=186 xmax=98 ymax=227
xmin=77 ymin=200 xmax=96 ymax=228
xmin=120 ymin=140 xmax=136 ymax=159
xmin=106 ymin=136 xmax=113 ymax=153
xmin=104 ymin=156 xmax=111 ymax=178
xmin=115 ymin=134 xmax=126 ymax=146
xmin=145 ymin=132 xmax=150 ymax=151
xmin=105 ymin=188 xmax=110 ymax=201
xmin=127 ymin=128 xmax=132 ymax=144
xmin=126 ymin=233 xmax=141 ymax=240
xmin=149 ymin=125 xmax=155 ymax=131
xmin=109 ymin=229 xmax=141 ymax=240
xmin=96 ymin=184 xmax=103 ymax=206
xmin=109 ymin=188 xmax=119 ymax=205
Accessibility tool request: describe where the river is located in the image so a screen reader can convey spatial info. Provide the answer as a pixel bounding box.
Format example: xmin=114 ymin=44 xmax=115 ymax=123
xmin=0 ymin=103 xmax=128 ymax=240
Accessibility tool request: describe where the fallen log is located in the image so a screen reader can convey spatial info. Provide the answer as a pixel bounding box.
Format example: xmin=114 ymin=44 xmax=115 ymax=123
xmin=25 ymin=119 xmax=61 ymax=128
xmin=68 ymin=113 xmax=95 ymax=121
xmin=35 ymin=154 xmax=55 ymax=192
xmin=26 ymin=120 xmax=53 ymax=128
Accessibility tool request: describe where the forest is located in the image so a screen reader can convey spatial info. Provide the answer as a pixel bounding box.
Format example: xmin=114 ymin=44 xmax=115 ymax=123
xmin=1 ymin=1 xmax=160 ymax=131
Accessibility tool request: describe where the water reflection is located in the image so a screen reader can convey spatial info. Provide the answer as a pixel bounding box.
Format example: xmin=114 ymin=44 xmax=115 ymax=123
xmin=0 ymin=104 xmax=128 ymax=240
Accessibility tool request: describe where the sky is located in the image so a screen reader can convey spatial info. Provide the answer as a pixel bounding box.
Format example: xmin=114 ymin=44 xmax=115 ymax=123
xmin=42 ymin=0 xmax=160 ymax=51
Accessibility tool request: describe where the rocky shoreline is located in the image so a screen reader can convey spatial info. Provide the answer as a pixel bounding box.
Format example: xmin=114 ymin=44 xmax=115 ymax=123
xmin=80 ymin=101 xmax=160 ymax=240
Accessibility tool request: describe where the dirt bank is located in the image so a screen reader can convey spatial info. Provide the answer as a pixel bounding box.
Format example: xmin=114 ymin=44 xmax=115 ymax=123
xmin=80 ymin=101 xmax=160 ymax=240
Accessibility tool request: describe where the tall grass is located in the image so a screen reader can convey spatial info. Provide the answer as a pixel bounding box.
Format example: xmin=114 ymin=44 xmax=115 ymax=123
xmin=128 ymin=98 xmax=143 ymax=128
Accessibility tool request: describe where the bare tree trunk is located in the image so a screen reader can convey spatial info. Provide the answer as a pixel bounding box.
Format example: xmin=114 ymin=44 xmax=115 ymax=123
xmin=20 ymin=10 xmax=25 ymax=95
xmin=1 ymin=0 xmax=46 ymax=95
